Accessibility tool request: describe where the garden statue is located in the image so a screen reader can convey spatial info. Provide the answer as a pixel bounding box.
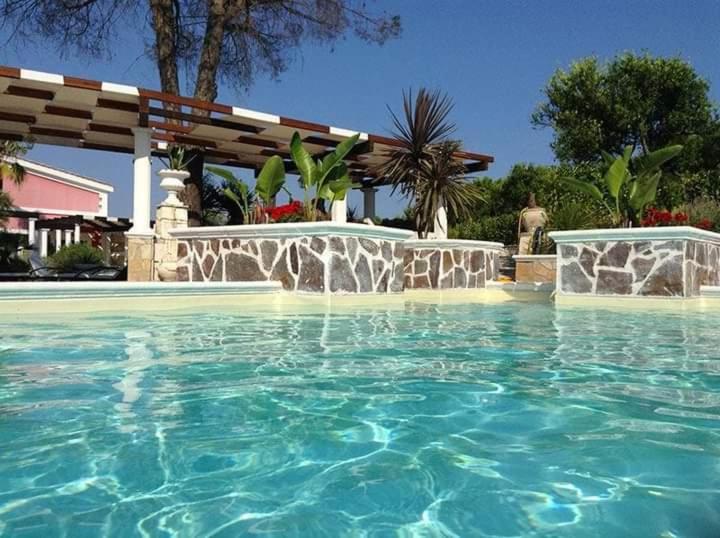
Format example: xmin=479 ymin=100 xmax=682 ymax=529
xmin=517 ymin=193 xmax=548 ymax=254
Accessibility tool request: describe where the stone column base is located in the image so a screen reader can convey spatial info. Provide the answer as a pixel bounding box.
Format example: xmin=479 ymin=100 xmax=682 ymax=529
xmin=126 ymin=233 xmax=154 ymax=282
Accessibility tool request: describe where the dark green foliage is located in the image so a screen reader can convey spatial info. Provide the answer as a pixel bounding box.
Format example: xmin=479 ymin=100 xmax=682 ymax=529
xmin=450 ymin=213 xmax=519 ymax=245
xmin=532 ymin=53 xmax=717 ymax=165
xmin=47 ymin=243 xmax=103 ymax=271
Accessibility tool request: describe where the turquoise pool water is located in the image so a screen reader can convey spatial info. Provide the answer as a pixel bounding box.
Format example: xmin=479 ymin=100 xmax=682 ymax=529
xmin=1 ymin=302 xmax=719 ymax=537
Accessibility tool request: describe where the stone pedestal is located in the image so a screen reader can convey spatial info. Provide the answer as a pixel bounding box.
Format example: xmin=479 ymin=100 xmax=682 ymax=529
xmin=403 ymin=239 xmax=503 ymax=289
xmin=550 ymin=227 xmax=720 ymax=300
xmin=154 ymin=203 xmax=188 ymax=281
xmin=513 ymin=255 xmax=557 ymax=283
xmin=126 ymin=234 xmax=154 ymax=282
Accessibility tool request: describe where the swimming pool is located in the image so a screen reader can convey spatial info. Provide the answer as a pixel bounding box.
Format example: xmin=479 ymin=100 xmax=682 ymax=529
xmin=1 ymin=301 xmax=718 ymax=536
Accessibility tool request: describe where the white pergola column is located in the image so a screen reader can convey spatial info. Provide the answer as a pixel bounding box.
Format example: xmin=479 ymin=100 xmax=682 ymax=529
xmin=27 ymin=217 xmax=36 ymax=246
xmin=54 ymin=229 xmax=62 ymax=252
xmin=74 ymin=223 xmax=81 ymax=243
xmin=39 ymin=229 xmax=49 ymax=257
xmin=433 ymin=202 xmax=448 ymax=240
xmin=129 ymin=127 xmax=153 ymax=235
xmin=64 ymin=229 xmax=73 ymax=245
xmin=362 ymin=187 xmax=378 ymax=219
xmin=331 ymin=196 xmax=347 ymax=224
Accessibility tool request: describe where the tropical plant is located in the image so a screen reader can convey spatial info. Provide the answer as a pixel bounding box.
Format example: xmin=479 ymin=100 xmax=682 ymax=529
xmin=376 ymin=88 xmax=483 ymax=236
xmin=560 ymin=144 xmax=683 ymax=227
xmin=160 ymin=145 xmax=195 ymax=171
xmin=47 ymin=243 xmax=104 ymax=271
xmin=289 ymin=131 xmax=359 ymax=221
xmin=413 ymin=140 xmax=483 ymax=235
xmin=207 ymin=155 xmax=287 ymax=225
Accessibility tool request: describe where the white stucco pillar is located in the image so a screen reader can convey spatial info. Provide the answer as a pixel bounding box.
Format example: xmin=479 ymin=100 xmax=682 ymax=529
xmin=64 ymin=229 xmax=73 ymax=245
xmin=27 ymin=218 xmax=36 ymax=246
xmin=362 ymin=187 xmax=378 ymax=219
xmin=129 ymin=127 xmax=153 ymax=235
xmin=39 ymin=229 xmax=49 ymax=257
xmin=331 ymin=196 xmax=347 ymax=224
xmin=74 ymin=223 xmax=81 ymax=243
xmin=433 ymin=202 xmax=448 ymax=240
xmin=54 ymin=229 xmax=62 ymax=252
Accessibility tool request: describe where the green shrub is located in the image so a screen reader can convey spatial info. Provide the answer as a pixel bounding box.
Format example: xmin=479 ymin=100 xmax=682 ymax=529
xmin=47 ymin=243 xmax=104 ymax=271
xmin=675 ymin=197 xmax=720 ymax=232
xmin=450 ymin=213 xmax=519 ymax=245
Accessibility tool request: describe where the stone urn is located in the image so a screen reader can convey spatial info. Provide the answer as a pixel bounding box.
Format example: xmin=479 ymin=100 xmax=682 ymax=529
xmin=158 ymin=169 xmax=190 ymax=206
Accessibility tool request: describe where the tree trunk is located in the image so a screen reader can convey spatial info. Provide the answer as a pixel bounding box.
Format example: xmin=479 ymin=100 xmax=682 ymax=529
xmin=149 ymin=0 xmax=180 ymax=95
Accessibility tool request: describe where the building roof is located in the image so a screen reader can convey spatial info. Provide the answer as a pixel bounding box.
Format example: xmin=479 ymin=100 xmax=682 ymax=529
xmin=9 ymin=157 xmax=114 ymax=193
xmin=0 ymin=66 xmax=493 ymax=184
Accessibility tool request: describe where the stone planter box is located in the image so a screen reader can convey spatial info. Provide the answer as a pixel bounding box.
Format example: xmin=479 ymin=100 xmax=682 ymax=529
xmin=403 ymin=239 xmax=503 ymax=289
xmin=513 ymin=254 xmax=557 ymax=284
xmin=169 ymin=222 xmax=413 ymax=294
xmin=549 ymin=227 xmax=720 ymax=299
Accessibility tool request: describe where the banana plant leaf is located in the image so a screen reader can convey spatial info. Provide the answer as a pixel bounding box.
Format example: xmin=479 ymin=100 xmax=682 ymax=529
xmin=634 ymin=144 xmax=683 ymax=174
xmin=255 ymin=155 xmax=286 ymax=206
xmin=629 ymin=170 xmax=661 ymax=211
xmin=604 ymin=155 xmax=629 ymax=199
xmin=559 ymin=176 xmax=605 ymax=202
xmin=290 ymin=132 xmax=318 ymax=189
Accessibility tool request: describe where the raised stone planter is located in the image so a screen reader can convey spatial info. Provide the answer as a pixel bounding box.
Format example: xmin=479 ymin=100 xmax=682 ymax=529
xmin=403 ymin=239 xmax=503 ymax=289
xmin=550 ymin=227 xmax=720 ymax=299
xmin=169 ymin=222 xmax=413 ymax=294
xmin=513 ymin=254 xmax=557 ymax=284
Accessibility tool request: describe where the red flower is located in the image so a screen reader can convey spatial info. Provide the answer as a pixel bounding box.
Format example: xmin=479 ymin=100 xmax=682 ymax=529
xmin=266 ymin=201 xmax=304 ymax=221
xmin=673 ymin=212 xmax=689 ymax=223
xmin=697 ymin=218 xmax=713 ymax=230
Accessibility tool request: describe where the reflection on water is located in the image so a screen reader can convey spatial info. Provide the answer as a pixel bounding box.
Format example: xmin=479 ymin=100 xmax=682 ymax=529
xmin=0 ymin=303 xmax=719 ymax=537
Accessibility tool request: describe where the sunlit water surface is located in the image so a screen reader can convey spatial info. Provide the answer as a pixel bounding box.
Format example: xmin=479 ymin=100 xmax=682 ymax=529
xmin=1 ymin=302 xmax=719 ymax=537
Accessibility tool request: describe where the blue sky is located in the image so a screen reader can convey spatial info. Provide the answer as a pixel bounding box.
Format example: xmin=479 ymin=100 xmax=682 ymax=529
xmin=1 ymin=0 xmax=718 ymax=218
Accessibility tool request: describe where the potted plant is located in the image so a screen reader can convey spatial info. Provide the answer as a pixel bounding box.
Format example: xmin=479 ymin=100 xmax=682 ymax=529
xmin=159 ymin=146 xmax=195 ymax=206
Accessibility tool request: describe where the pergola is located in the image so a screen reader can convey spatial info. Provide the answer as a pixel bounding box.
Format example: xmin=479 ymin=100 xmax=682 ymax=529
xmin=0 ymin=66 xmax=494 ymax=235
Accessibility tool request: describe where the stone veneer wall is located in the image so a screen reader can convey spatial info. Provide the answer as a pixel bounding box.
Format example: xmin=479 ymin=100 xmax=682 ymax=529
xmin=403 ymin=242 xmax=501 ymax=289
xmin=175 ymin=235 xmax=406 ymax=294
xmin=556 ymin=237 xmax=720 ymax=297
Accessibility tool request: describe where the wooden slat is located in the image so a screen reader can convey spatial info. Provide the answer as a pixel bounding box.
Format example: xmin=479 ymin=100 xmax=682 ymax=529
xmin=139 ymin=88 xmax=233 ymax=115
xmin=0 ymin=111 xmax=36 ymax=124
xmin=368 ymin=134 xmax=404 ymax=148
xmin=279 ymin=117 xmax=330 ymax=133
xmin=87 ymin=123 xmax=134 ymax=136
xmin=454 ymin=150 xmax=494 ymax=163
xmin=464 ymin=161 xmax=489 ymax=172
xmin=96 ymin=98 xmax=139 ymax=113
xmin=303 ymin=135 xmax=339 ymax=147
xmin=64 ymin=76 xmax=102 ymax=91
xmin=236 ymin=135 xmax=279 ymax=148
xmin=0 ymin=66 xmax=21 ymax=79
xmin=81 ymin=141 xmax=134 ymax=154
xmin=148 ymin=120 xmax=194 ymax=134
xmin=260 ymin=149 xmax=291 ymax=159
xmin=29 ymin=126 xmax=82 ymax=139
xmin=45 ymin=105 xmax=93 ymax=120
xmin=5 ymin=85 xmax=55 ymax=101
xmin=148 ymin=106 xmax=262 ymax=134
xmin=0 ymin=131 xmax=26 ymax=141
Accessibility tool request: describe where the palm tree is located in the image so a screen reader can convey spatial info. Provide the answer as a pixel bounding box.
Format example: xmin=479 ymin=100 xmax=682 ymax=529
xmin=376 ymin=89 xmax=482 ymax=237
xmin=0 ymin=140 xmax=29 ymax=226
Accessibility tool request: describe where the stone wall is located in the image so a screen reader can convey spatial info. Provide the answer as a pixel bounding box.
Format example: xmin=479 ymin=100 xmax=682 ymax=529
xmin=556 ymin=237 xmax=720 ymax=298
xmin=514 ymin=255 xmax=557 ymax=284
xmin=176 ymin=234 xmax=406 ymax=294
xmin=403 ymin=242 xmax=501 ymax=289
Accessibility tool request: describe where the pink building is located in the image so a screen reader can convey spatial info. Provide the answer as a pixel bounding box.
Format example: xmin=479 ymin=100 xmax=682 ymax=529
xmin=1 ymin=158 xmax=114 ymax=255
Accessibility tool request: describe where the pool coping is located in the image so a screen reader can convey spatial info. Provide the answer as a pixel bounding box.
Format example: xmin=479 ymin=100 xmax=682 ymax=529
xmin=0 ymin=281 xmax=282 ymax=300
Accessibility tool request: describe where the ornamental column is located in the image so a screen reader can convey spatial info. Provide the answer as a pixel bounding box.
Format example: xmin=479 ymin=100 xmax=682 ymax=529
xmin=361 ymin=186 xmax=378 ymax=220
xmin=331 ymin=197 xmax=347 ymax=224
xmin=27 ymin=217 xmax=36 ymax=246
xmin=39 ymin=229 xmax=49 ymax=257
xmin=126 ymin=127 xmax=155 ymax=281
